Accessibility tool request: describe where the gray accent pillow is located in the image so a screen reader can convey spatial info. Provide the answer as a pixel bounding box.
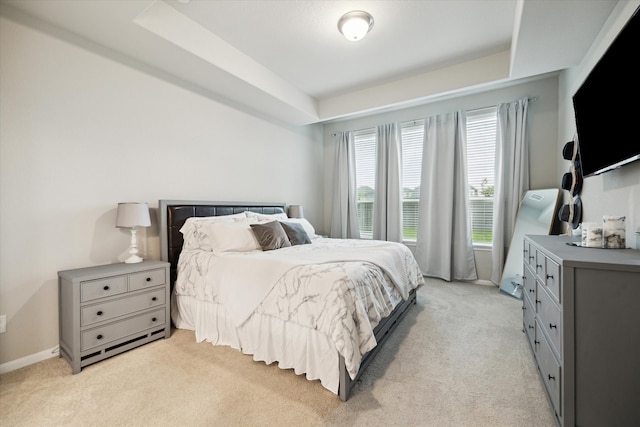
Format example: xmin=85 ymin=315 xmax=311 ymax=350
xmin=250 ymin=221 xmax=291 ymax=251
xmin=280 ymin=221 xmax=311 ymax=246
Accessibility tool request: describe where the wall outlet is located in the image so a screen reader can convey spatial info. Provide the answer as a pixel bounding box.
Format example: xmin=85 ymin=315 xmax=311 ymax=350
xmin=0 ymin=315 xmax=6 ymax=333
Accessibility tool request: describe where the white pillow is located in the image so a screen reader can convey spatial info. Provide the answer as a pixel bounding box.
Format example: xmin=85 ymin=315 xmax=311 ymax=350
xmin=180 ymin=213 xmax=248 ymax=251
xmin=280 ymin=218 xmax=319 ymax=240
xmin=204 ymin=221 xmax=261 ymax=254
xmin=245 ymin=211 xmax=288 ymax=222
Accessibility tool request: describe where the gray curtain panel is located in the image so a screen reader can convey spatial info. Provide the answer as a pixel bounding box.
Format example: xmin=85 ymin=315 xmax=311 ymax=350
xmin=330 ymin=131 xmax=361 ymax=239
xmin=373 ymin=123 xmax=403 ymax=242
xmin=414 ymin=111 xmax=477 ymax=281
xmin=491 ymin=98 xmax=530 ymax=285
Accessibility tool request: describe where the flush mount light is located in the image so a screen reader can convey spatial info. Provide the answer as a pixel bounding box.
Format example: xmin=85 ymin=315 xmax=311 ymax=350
xmin=337 ymin=10 xmax=374 ymax=41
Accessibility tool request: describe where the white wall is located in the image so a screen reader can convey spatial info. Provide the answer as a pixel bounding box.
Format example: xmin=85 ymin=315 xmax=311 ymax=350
xmin=557 ymin=0 xmax=640 ymax=247
xmin=322 ymin=75 xmax=561 ymax=282
xmin=0 ymin=15 xmax=323 ymax=367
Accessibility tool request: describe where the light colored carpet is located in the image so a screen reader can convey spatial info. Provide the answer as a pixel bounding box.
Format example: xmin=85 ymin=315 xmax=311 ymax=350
xmin=0 ymin=278 xmax=555 ymax=427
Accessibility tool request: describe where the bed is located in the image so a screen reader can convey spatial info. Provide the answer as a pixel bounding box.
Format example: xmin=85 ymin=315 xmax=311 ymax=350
xmin=158 ymin=200 xmax=424 ymax=400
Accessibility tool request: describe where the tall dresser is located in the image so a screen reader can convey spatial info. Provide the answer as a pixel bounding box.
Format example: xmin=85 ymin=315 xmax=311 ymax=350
xmin=522 ymin=235 xmax=640 ymax=426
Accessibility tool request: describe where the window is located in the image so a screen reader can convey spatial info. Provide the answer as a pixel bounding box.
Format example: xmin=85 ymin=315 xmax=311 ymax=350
xmin=353 ymin=128 xmax=376 ymax=239
xmin=354 ymin=125 xmax=424 ymax=241
xmin=351 ymin=107 xmax=497 ymax=246
xmin=400 ymin=121 xmax=424 ymax=241
xmin=466 ymin=108 xmax=497 ymax=244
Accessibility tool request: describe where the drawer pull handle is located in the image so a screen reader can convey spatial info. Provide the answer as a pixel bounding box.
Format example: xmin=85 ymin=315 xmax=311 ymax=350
xmin=535 ymin=299 xmax=541 ymax=305
xmin=529 ymin=256 xmax=534 ymax=260
xmin=97 ymin=311 xmax=103 ymax=316
xmin=546 ymin=274 xmax=554 ymax=279
xmin=97 ymin=334 xmax=103 ymax=340
xmin=548 ymin=374 xmax=555 ymax=381
xmin=529 ymin=289 xmax=535 ymax=293
xmin=536 ymin=264 xmax=542 ymax=270
xmin=151 ymin=317 xmax=157 ymax=322
xmin=152 ymin=297 xmax=157 ymax=301
xmin=534 ymin=340 xmax=540 ymax=346
xmin=549 ymin=323 xmax=557 ymax=329
xmin=528 ymin=325 xmax=534 ymax=330
xmin=146 ymin=277 xmax=152 ymax=282
xmin=103 ymin=285 xmax=110 ymax=291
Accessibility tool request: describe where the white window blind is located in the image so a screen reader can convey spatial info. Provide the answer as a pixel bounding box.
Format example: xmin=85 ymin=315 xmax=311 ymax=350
xmin=353 ymin=128 xmax=376 ymax=239
xmin=466 ymin=107 xmax=497 ymax=244
xmin=400 ymin=120 xmax=424 ymax=241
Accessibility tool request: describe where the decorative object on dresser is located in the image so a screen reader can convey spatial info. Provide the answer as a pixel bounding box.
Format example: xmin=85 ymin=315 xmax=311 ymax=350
xmin=522 ymin=235 xmax=640 ymax=426
xmin=58 ymin=260 xmax=171 ymax=374
xmin=602 ymin=215 xmax=626 ymax=248
xmin=116 ymin=202 xmax=152 ymax=263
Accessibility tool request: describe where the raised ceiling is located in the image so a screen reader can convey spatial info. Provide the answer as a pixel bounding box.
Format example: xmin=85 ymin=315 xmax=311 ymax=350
xmin=0 ymin=0 xmax=619 ymax=125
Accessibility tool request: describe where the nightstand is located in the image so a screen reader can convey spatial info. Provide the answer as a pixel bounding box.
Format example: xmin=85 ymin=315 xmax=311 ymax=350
xmin=58 ymin=260 xmax=171 ymax=374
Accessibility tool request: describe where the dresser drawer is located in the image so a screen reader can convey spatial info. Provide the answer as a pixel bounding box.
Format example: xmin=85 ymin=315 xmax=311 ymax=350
xmin=81 ymin=307 xmax=166 ymax=351
xmin=523 ymin=294 xmax=536 ymax=350
xmin=544 ymin=257 xmax=561 ymax=302
xmin=523 ymin=262 xmax=536 ymax=303
xmin=524 ymin=240 xmax=535 ymax=269
xmin=81 ymin=288 xmax=166 ymax=326
xmin=536 ymin=323 xmax=561 ymax=418
xmin=537 ymin=285 xmax=562 ymax=359
xmin=81 ymin=275 xmax=128 ymax=302
xmin=534 ymin=249 xmax=546 ymax=283
xmin=129 ymin=268 xmax=166 ymax=291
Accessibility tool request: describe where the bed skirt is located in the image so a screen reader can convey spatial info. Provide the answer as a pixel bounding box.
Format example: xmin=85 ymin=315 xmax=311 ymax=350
xmin=172 ymin=294 xmax=341 ymax=394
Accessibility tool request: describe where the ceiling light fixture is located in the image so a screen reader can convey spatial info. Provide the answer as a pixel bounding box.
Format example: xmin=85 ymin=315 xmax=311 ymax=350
xmin=337 ymin=10 xmax=374 ymax=41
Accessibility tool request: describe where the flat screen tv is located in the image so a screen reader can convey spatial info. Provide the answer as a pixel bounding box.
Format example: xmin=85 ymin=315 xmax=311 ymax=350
xmin=572 ymin=6 xmax=640 ymax=177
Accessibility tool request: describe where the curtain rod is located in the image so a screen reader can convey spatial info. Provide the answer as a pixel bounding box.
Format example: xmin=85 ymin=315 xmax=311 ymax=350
xmin=331 ymin=96 xmax=538 ymax=136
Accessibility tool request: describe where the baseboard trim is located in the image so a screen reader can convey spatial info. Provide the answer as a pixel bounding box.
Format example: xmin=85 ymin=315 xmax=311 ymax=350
xmin=0 ymin=346 xmax=59 ymax=375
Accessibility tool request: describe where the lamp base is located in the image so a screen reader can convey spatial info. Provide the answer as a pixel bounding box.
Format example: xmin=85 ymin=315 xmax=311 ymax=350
xmin=123 ymin=228 xmax=143 ymax=263
xmin=124 ymin=254 xmax=144 ymax=263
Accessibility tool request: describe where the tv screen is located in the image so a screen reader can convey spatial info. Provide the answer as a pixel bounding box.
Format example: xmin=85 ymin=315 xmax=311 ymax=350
xmin=572 ymin=7 xmax=640 ymax=177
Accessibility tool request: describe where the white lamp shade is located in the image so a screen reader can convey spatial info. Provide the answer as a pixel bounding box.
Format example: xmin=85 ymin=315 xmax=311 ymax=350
xmin=288 ymin=205 xmax=304 ymax=219
xmin=116 ymin=202 xmax=151 ymax=228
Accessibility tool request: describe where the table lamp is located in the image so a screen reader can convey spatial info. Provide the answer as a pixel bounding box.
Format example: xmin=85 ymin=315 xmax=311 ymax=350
xmin=116 ymin=202 xmax=151 ymax=263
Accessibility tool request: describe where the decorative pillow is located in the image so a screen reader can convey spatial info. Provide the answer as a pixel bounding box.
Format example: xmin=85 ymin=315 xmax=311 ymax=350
xmin=250 ymin=221 xmax=291 ymax=251
xmin=280 ymin=218 xmax=319 ymax=240
xmin=204 ymin=221 xmax=261 ymax=254
xmin=279 ymin=221 xmax=311 ymax=246
xmin=180 ymin=213 xmax=248 ymax=251
xmin=245 ymin=211 xmax=288 ymax=222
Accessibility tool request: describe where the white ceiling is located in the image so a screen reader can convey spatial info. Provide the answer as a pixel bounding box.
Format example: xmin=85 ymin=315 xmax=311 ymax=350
xmin=0 ymin=0 xmax=618 ymax=125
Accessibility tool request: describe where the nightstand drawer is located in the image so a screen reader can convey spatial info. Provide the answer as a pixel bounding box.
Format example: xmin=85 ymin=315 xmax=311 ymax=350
xmin=81 ymin=288 xmax=166 ymax=326
xmin=129 ymin=268 xmax=166 ymax=291
xmin=81 ymin=276 xmax=127 ymax=302
xmin=81 ymin=307 xmax=166 ymax=351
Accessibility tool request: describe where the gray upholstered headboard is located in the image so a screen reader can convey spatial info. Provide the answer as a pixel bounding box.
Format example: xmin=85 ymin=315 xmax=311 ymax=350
xmin=158 ymin=200 xmax=286 ymax=289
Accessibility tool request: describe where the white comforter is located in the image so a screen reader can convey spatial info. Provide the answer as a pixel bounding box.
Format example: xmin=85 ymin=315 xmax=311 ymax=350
xmin=174 ymin=237 xmax=424 ymax=380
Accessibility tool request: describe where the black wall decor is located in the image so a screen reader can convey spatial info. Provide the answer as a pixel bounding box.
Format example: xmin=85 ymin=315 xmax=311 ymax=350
xmin=558 ymin=140 xmax=583 ymax=229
